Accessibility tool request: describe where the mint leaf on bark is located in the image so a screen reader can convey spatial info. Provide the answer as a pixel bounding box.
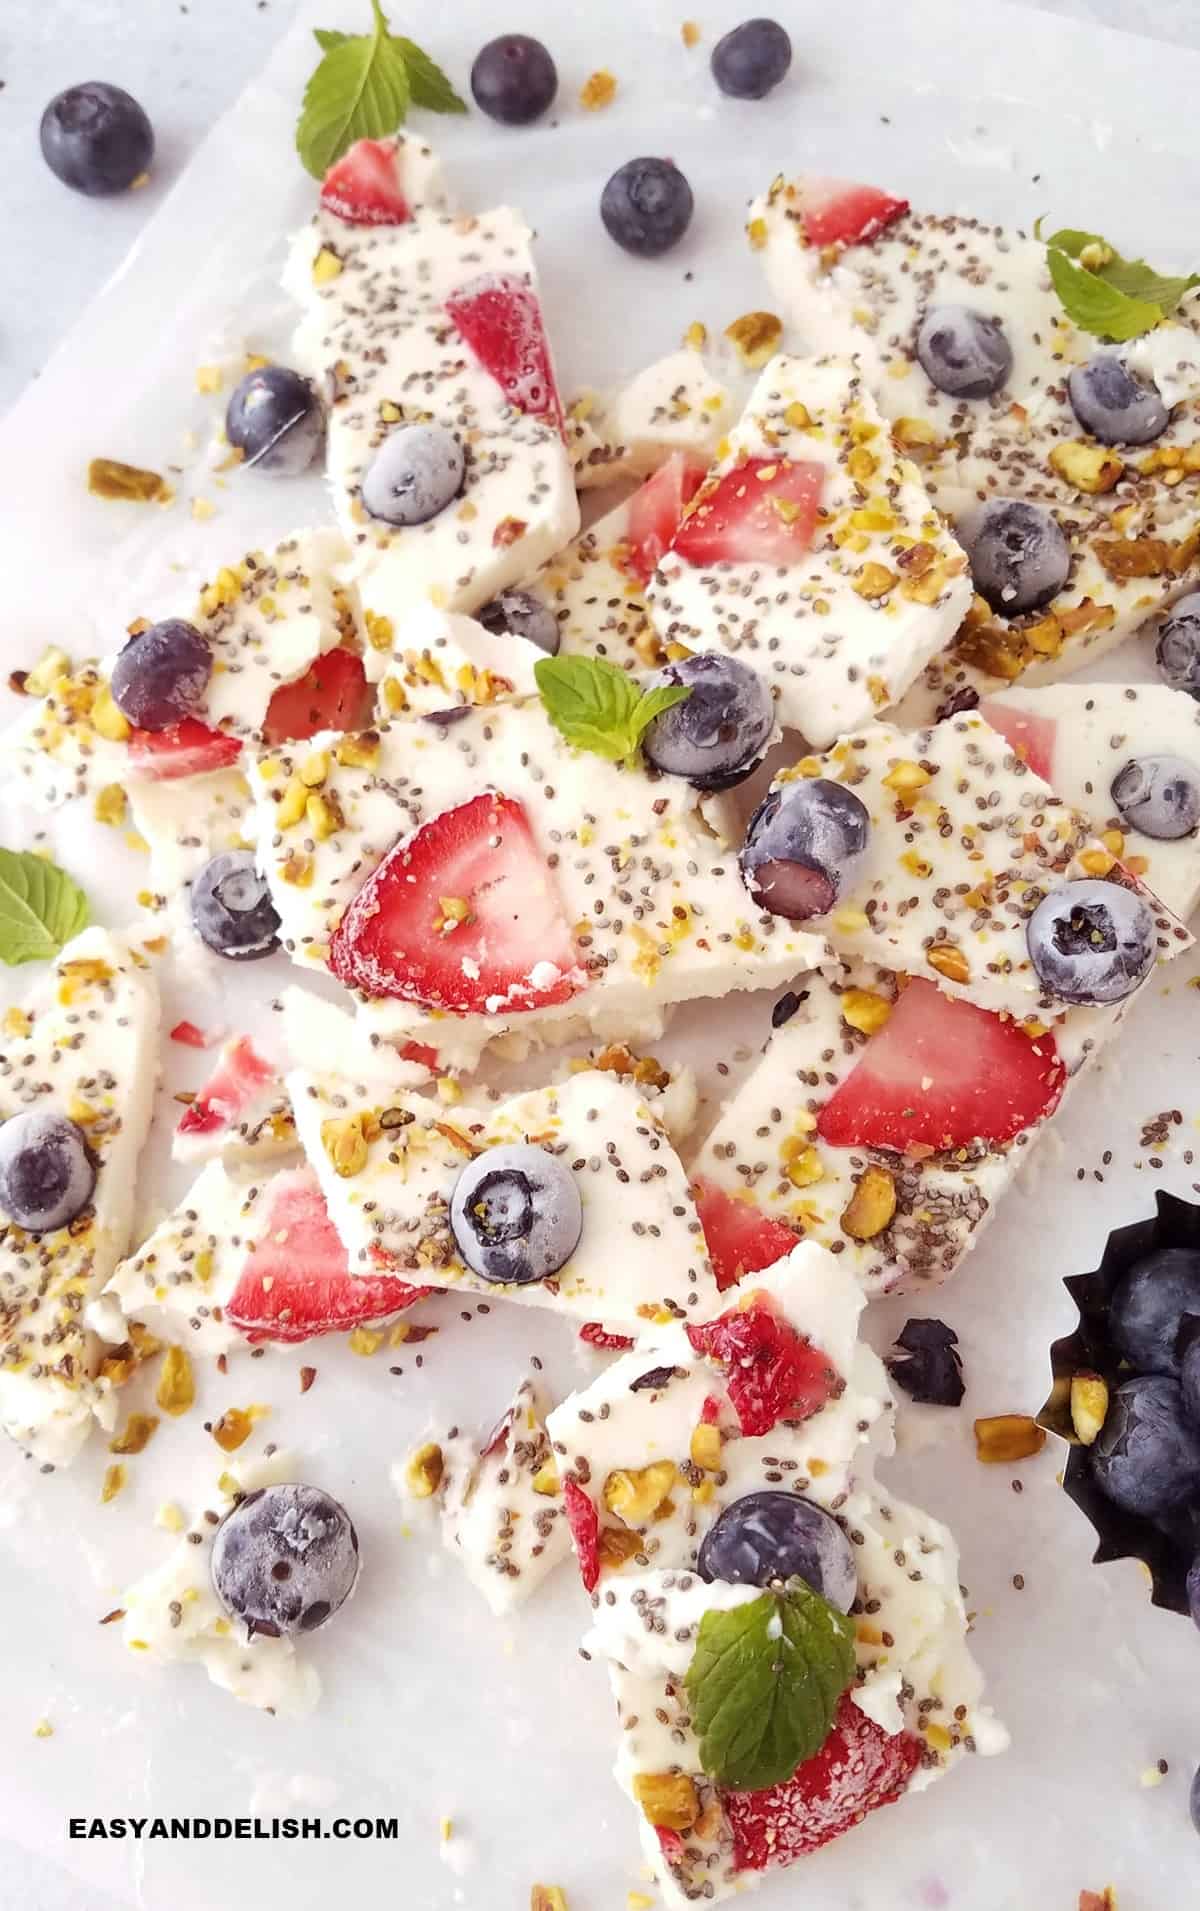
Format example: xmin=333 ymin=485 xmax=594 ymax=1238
xmin=1039 ymin=222 xmax=1200 ymax=340
xmin=299 ymin=5 xmax=464 ymax=178
xmin=534 ymin=655 xmax=689 ymax=766
xmin=395 ymin=38 xmax=467 ymax=114
xmin=0 ymin=850 xmax=90 ymax=966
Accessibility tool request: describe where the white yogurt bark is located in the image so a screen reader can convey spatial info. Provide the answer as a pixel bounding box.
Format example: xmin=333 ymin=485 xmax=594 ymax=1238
xmin=128 ymin=769 xmax=255 ymax=903
xmin=567 ymin=347 xmax=736 ymax=490
xmin=394 ymin=1375 xmax=569 ymax=1616
xmin=373 ymin=604 xmax=543 ymax=723
xmin=0 ymin=926 xmax=160 ymax=1464
xmin=289 ymin=1066 xmax=720 ymax=1329
xmin=548 ymin=1247 xmax=1004 ymax=1902
xmin=172 ymin=1034 xmax=296 ymax=1167
xmin=645 ymin=354 xmax=972 ymax=745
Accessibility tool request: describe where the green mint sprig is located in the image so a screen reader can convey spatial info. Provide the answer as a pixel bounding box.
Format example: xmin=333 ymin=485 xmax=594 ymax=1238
xmin=0 ymin=849 xmax=90 ymax=967
xmin=298 ymin=3 xmax=466 ymax=180
xmin=1037 ymin=220 xmax=1200 ymax=342
xmin=534 ymin=655 xmax=691 ymax=768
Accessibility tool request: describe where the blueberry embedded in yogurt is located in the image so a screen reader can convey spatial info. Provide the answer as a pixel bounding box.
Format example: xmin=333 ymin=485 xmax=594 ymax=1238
xmin=710 ymin=19 xmax=793 ymax=99
xmin=1068 ymin=352 xmax=1169 ymax=447
xmin=1156 ymin=596 xmax=1200 ymax=700
xmin=225 ymin=366 xmax=323 ymax=476
xmin=470 ymin=34 xmax=558 ymax=125
xmin=40 ymin=82 xmax=153 ymax=196
xmin=0 ymin=1111 xmax=96 ymax=1234
xmin=697 ymin=1490 xmax=857 ymax=1610
xmin=1110 ymin=755 xmax=1200 ymax=842
xmin=641 ymin=653 xmax=774 ymax=791
xmin=965 ymin=500 xmax=1071 ymax=616
xmin=211 ymin=1483 xmax=360 ymax=1638
xmin=740 ymin=779 xmax=870 ymax=920
xmin=477 ymin=589 xmax=560 ymax=656
xmin=1089 ymin=1375 xmax=1200 ymax=1520
xmin=191 ymin=851 xmax=281 ymax=963
xmin=449 ymin=1143 xmax=582 ymax=1285
xmin=915 ymin=305 xmax=1013 ymax=399
xmin=110 ymin=618 xmax=211 ymax=731
xmin=361 ymin=423 xmax=466 ymax=526
xmin=600 ymin=158 xmax=694 ymax=259
xmin=1109 ymin=1246 xmax=1200 ymax=1377
xmin=1026 ymin=878 xmax=1156 ymax=1006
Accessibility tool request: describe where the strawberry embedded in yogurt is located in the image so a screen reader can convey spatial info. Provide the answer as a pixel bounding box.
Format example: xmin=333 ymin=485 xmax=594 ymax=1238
xmin=692 ymin=1177 xmax=802 ymax=1291
xmin=319 ymin=137 xmax=414 ymax=225
xmin=669 ymin=455 xmax=825 ymax=569
xmin=176 ymin=1035 xmax=276 ymax=1142
xmin=262 ymin=648 xmax=372 ymax=746
xmin=976 ymin=697 xmax=1056 ymax=782
xmin=624 ymin=453 xmax=707 ymax=585
xmin=686 ymin=1294 xmax=843 ymax=1436
xmin=783 ymin=175 xmax=910 ymax=250
xmin=445 ymin=271 xmax=564 ymax=427
xmin=128 ymin=717 xmax=242 ymax=779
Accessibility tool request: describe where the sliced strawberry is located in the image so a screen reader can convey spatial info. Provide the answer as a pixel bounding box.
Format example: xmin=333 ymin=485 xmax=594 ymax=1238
xmin=562 ymin=1477 xmax=600 ymax=1594
xmin=579 ymin=1322 xmax=636 ymax=1352
xmin=444 ymin=272 xmax=564 ymax=427
xmin=686 ymin=1297 xmax=842 ymax=1438
xmin=328 ymin=791 xmax=586 ymax=1015
xmin=670 ymin=457 xmax=825 ymax=570
xmin=791 ymin=176 xmax=910 ymax=250
xmin=169 ymin=1020 xmax=210 ymax=1049
xmin=176 ymin=1036 xmax=275 ymax=1140
xmin=319 ymin=138 xmax=412 ymax=226
xmin=656 ymin=1828 xmax=685 ymax=1865
xmin=692 ymin=1178 xmax=803 ymax=1292
xmin=127 ymin=718 xmax=241 ymax=780
xmin=227 ymin=1167 xmax=430 ymax=1344
xmin=722 ymin=1692 xmax=922 ymax=1868
xmin=399 ymin=1039 xmax=440 ymax=1070
xmin=816 ymin=977 xmax=1066 ymax=1155
xmin=977 ymin=698 xmax=1056 ymax=783
xmin=624 ymin=454 xmax=708 ymax=586
xmin=262 ymin=648 xmax=372 ymax=747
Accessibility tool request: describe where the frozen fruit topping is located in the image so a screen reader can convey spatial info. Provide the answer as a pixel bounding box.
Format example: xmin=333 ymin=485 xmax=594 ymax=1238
xmin=190 ymin=852 xmax=281 ymax=963
xmin=1026 ymin=878 xmax=1156 ymax=1006
xmin=563 ymin=1477 xmax=601 ymax=1593
xmin=319 ymin=138 xmax=412 ymax=225
xmin=1110 ymin=755 xmax=1200 ymax=842
xmin=915 ymin=305 xmax=1013 ymax=399
xmin=669 ymin=456 xmax=824 ymax=570
xmin=110 ymin=619 xmax=211 ymax=732
xmin=641 ymin=653 xmax=775 ymax=792
xmin=449 ymin=1143 xmax=583 ymax=1285
xmin=445 ymin=272 xmax=563 ymax=425
xmin=210 ymin=1482 xmax=360 ymax=1637
xmin=697 ymin=1490 xmax=857 ymax=1608
xmin=225 ymin=366 xmax=323 ymax=476
xmin=261 ymin=648 xmax=372 ymax=747
xmin=1068 ymin=352 xmax=1169 ymax=447
xmin=361 ymin=423 xmax=465 ymax=527
xmin=686 ymin=1297 xmax=842 ymax=1437
xmin=0 ymin=1110 xmax=95 ymax=1234
xmin=740 ymin=778 xmax=869 ymax=921
xmin=787 ymin=176 xmax=909 ymax=250
xmin=624 ymin=454 xmax=707 ymax=585
xmin=692 ymin=1178 xmax=801 ymax=1291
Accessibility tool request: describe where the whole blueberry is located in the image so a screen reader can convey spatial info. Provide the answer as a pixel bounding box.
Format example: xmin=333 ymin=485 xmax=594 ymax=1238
xmin=710 ymin=19 xmax=793 ymax=99
xmin=601 ymin=158 xmax=694 ymax=259
xmin=361 ymin=424 xmax=465 ymax=526
xmin=965 ymin=500 xmax=1071 ymax=615
xmin=0 ymin=1111 xmax=95 ymax=1234
xmin=449 ymin=1143 xmax=582 ymax=1285
xmin=1187 ymin=1552 xmax=1200 ymax=1630
xmin=885 ymin=1318 xmax=965 ymax=1408
xmin=1026 ymin=878 xmax=1156 ymax=1006
xmin=1110 ymin=1246 xmax=1200 ymax=1377
xmin=1182 ymin=1333 xmax=1200 ymax=1429
xmin=1156 ymin=596 xmax=1200 ymax=700
xmin=470 ymin=34 xmax=558 ymax=125
xmin=477 ymin=588 xmax=560 ymax=656
xmin=740 ymin=778 xmax=870 ymax=920
xmin=697 ymin=1491 xmax=857 ymax=1610
xmin=225 ymin=366 xmax=323 ymax=476
xmin=211 ymin=1483 xmax=359 ymax=1638
xmin=1067 ymin=352 xmax=1169 ymax=447
xmin=40 ymin=82 xmax=153 ymax=196
xmin=190 ymin=851 xmax=280 ymax=963
xmin=110 ymin=619 xmax=211 ymax=731
xmin=915 ymin=306 xmax=1013 ymax=399
xmin=641 ymin=653 xmax=775 ymax=791
xmin=1090 ymin=1376 xmax=1200 ymax=1520
xmin=1111 ymin=755 xmax=1200 ymax=842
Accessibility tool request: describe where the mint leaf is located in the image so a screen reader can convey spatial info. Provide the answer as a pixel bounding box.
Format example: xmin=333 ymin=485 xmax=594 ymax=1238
xmin=395 ymin=37 xmax=467 ymax=114
xmin=1101 ymin=257 xmax=1200 ymax=312
xmin=1040 ymin=222 xmax=1200 ymax=340
xmin=685 ymin=1584 xmax=856 ymax=1793
xmin=0 ymin=849 xmax=90 ymax=967
xmin=313 ymin=27 xmax=349 ymax=50
xmin=299 ymin=8 xmax=467 ymax=177
xmin=534 ymin=655 xmax=689 ymax=765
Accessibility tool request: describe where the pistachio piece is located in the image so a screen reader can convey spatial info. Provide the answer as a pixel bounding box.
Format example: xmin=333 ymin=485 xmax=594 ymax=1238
xmin=973 ymin=1414 xmax=1047 ymax=1464
xmin=1070 ymin=1372 xmax=1109 ymax=1446
xmin=602 ymin=1460 xmax=678 ymax=1526
xmin=840 ymin=1165 xmax=897 ymax=1241
xmin=632 ymin=1772 xmax=701 ymax=1832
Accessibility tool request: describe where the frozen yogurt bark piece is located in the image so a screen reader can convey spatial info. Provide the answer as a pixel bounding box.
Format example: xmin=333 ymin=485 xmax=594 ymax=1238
xmin=0 ymin=926 xmax=160 ymax=1463
xmin=547 ymin=1246 xmax=1005 ymax=1901
xmin=289 ymin=1066 xmax=721 ymax=1330
xmin=127 ymin=768 xmax=256 ymax=903
xmin=372 ymin=604 xmax=543 ymax=723
xmin=644 ymin=354 xmax=972 ymax=745
xmin=171 ymin=1034 xmax=295 ymax=1166
xmin=566 ymin=346 xmax=736 ymax=490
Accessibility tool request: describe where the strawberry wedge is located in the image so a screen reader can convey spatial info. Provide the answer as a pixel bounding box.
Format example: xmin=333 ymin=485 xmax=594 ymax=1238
xmin=977 ymin=697 xmax=1056 ymax=782
xmin=624 ymin=453 xmax=707 ymax=586
xmin=686 ymin=1294 xmax=843 ymax=1437
xmin=692 ymin=1178 xmax=802 ymax=1291
xmin=319 ymin=137 xmax=414 ymax=225
xmin=669 ymin=455 xmax=825 ymax=569
xmin=786 ymin=176 xmax=910 ymax=250
xmin=261 ymin=648 xmax=372 ymax=746
xmin=128 ymin=718 xmax=242 ymax=780
xmin=445 ymin=271 xmax=564 ymax=428
xmin=175 ymin=1035 xmax=276 ymax=1143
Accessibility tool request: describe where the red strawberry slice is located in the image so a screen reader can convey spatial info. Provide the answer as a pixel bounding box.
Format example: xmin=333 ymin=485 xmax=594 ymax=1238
xmin=399 ymin=1039 xmax=439 ymax=1070
xmin=670 ymin=457 xmax=825 ymax=571
xmin=722 ymin=1692 xmax=922 ymax=1868
xmin=226 ymin=1167 xmax=430 ymax=1343
xmin=579 ymin=1322 xmax=636 ymax=1352
xmin=977 ymin=698 xmax=1056 ymax=783
xmin=170 ymin=1020 xmax=211 ymax=1049
xmin=444 ymin=272 xmax=564 ymax=428
xmin=328 ymin=791 xmax=586 ymax=1015
xmin=693 ymin=1177 xmax=803 ymax=1292
xmin=686 ymin=1297 xmax=842 ymax=1438
xmin=128 ymin=718 xmax=241 ymax=779
xmin=816 ymin=977 xmax=1065 ymax=1155
xmin=176 ymin=1035 xmax=275 ymax=1140
xmin=262 ymin=648 xmax=372 ymax=747
xmin=624 ymin=454 xmax=708 ymax=586
xmin=319 ymin=138 xmax=412 ymax=226
xmin=791 ymin=176 xmax=910 ymax=250
xmin=562 ymin=1477 xmax=601 ymax=1594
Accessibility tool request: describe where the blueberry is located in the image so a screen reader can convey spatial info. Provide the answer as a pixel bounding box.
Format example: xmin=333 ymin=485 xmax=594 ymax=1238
xmin=1026 ymin=878 xmax=1155 ymax=1006
xmin=965 ymin=500 xmax=1071 ymax=615
xmin=470 ymin=34 xmax=558 ymax=125
xmin=601 ymin=159 xmax=694 ymax=259
xmin=190 ymin=851 xmax=280 ymax=963
xmin=225 ymin=366 xmax=323 ymax=477
xmin=1156 ymin=595 xmax=1200 ymax=700
xmin=1187 ymin=1552 xmax=1200 ymax=1630
xmin=39 ymin=83 xmax=153 ymax=196
xmin=1109 ymin=1246 xmax=1200 ymax=1376
xmin=885 ymin=1318 xmax=965 ymax=1407
xmin=477 ymin=589 xmax=560 ymax=657
xmin=211 ymin=1483 xmax=359 ymax=1638
xmin=0 ymin=1111 xmax=95 ymax=1234
xmin=915 ymin=306 xmax=1013 ymax=400
xmin=361 ymin=424 xmax=465 ymax=527
xmin=1182 ymin=1333 xmax=1200 ymax=1429
xmin=1090 ymin=1376 xmax=1200 ymax=1520
xmin=710 ymin=19 xmax=793 ymax=99
xmin=641 ymin=654 xmax=775 ymax=791
xmin=697 ymin=1491 xmax=857 ymax=1610
xmin=1111 ymin=755 xmax=1200 ymax=842
xmin=740 ymin=779 xmax=870 ymax=920
xmin=1067 ymin=352 xmax=1169 ymax=447
xmin=110 ymin=619 xmax=211 ymax=731
xmin=449 ymin=1143 xmax=582 ymax=1285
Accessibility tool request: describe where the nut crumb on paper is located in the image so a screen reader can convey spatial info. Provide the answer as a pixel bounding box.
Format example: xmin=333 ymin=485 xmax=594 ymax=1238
xmin=681 ymin=21 xmax=701 ymax=46
xmin=579 ymin=70 xmax=617 ymax=110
